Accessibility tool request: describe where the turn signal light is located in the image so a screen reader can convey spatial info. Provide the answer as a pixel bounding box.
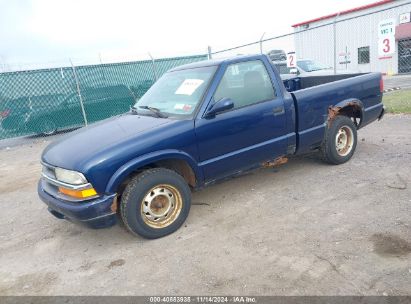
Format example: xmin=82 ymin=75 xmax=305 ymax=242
xmin=58 ymin=187 xmax=97 ymax=199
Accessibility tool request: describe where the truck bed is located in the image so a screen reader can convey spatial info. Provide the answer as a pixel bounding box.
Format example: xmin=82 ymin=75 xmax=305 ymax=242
xmin=282 ymin=73 xmax=365 ymax=91
xmin=290 ymin=72 xmax=383 ymax=154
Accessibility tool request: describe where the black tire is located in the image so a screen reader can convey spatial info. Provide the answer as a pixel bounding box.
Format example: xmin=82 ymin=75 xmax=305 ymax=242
xmin=321 ymin=115 xmax=357 ymax=165
xmin=120 ymin=168 xmax=191 ymax=239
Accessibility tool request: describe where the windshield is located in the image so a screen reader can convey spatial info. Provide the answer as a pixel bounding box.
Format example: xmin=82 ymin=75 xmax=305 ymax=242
xmin=135 ymin=66 xmax=217 ymax=119
xmin=297 ymin=60 xmax=332 ymax=72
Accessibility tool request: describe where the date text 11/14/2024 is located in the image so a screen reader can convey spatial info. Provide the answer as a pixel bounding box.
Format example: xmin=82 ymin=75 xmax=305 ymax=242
xmin=149 ymin=296 xmax=257 ymax=303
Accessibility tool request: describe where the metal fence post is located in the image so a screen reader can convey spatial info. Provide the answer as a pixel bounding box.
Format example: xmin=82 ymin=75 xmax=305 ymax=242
xmin=99 ymin=53 xmax=106 ymax=85
xmin=333 ymin=12 xmax=340 ymax=75
xmin=70 ymin=59 xmax=88 ymax=127
xmin=259 ymin=32 xmax=265 ymax=54
xmin=208 ymin=46 xmax=212 ymax=59
xmin=148 ymin=53 xmax=158 ymax=81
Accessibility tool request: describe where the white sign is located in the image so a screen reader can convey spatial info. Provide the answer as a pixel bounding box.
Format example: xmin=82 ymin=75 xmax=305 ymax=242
xmin=378 ymin=35 xmax=396 ymax=58
xmin=175 ymin=79 xmax=204 ymax=96
xmin=399 ymin=12 xmax=411 ymax=24
xmin=286 ymin=52 xmax=297 ymax=68
xmin=378 ymin=18 xmax=396 ymax=37
xmin=338 ymin=52 xmax=351 ymax=64
xmin=378 ymin=18 xmax=396 ymax=59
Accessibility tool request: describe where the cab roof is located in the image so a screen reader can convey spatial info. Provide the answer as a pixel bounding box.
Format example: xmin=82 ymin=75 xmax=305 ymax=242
xmin=169 ymin=54 xmax=268 ymax=72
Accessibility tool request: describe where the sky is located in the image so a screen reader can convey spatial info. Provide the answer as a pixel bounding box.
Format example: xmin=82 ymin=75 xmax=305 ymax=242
xmin=0 ymin=0 xmax=377 ymax=69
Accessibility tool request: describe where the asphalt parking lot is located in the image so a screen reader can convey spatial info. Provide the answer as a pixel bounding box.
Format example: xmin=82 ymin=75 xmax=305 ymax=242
xmin=0 ymin=114 xmax=410 ymax=296
xmin=384 ymin=74 xmax=411 ymax=91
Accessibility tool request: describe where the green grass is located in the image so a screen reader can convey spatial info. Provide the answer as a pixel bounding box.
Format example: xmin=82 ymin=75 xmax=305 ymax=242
xmin=383 ymin=89 xmax=411 ymax=114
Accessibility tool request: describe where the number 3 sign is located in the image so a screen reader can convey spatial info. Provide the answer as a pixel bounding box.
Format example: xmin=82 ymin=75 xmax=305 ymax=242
xmin=287 ymin=52 xmax=297 ymax=68
xmin=378 ymin=35 xmax=395 ymax=58
xmin=378 ymin=18 xmax=396 ymax=58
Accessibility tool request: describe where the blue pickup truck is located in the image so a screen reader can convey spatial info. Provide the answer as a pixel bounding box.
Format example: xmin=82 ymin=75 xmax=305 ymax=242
xmin=38 ymin=54 xmax=385 ymax=239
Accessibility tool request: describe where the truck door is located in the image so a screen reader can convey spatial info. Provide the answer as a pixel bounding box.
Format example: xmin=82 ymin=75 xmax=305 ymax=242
xmin=195 ymin=59 xmax=289 ymax=182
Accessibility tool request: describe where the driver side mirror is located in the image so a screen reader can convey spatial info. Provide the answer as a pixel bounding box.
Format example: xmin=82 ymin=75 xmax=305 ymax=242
xmin=205 ymin=97 xmax=234 ymax=118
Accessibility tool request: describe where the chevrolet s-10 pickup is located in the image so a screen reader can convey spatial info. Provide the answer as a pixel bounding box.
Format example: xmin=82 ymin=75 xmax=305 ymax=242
xmin=38 ymin=54 xmax=385 ymax=238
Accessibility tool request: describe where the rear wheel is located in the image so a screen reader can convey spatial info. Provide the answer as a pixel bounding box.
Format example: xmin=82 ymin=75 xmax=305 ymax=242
xmin=120 ymin=168 xmax=191 ymax=239
xmin=321 ymin=115 xmax=357 ymax=164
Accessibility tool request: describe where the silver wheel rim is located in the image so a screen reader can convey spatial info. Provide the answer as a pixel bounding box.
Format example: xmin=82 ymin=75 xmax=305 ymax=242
xmin=335 ymin=125 xmax=354 ymax=157
xmin=141 ymin=184 xmax=182 ymax=229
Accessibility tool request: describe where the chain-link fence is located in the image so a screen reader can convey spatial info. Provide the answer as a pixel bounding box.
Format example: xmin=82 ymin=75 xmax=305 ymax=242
xmin=0 ymin=54 xmax=207 ymax=140
xmin=2 ymin=1 xmax=411 ymax=141
xmin=209 ymin=1 xmax=411 ymax=78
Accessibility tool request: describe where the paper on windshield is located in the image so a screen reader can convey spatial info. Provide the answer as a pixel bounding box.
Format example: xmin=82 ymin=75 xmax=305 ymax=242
xmin=174 ymin=103 xmax=193 ymax=112
xmin=175 ymin=79 xmax=204 ymax=96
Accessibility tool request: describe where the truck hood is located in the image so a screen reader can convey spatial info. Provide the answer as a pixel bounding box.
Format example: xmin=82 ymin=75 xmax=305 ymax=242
xmin=42 ymin=113 xmax=174 ymax=170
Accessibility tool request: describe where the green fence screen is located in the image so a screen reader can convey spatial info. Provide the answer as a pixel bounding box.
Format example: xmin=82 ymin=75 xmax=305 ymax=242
xmin=0 ymin=54 xmax=207 ymax=140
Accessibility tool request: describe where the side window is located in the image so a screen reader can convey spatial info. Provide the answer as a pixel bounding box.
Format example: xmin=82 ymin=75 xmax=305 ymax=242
xmin=358 ymin=46 xmax=370 ymax=64
xmin=214 ymin=60 xmax=276 ymax=109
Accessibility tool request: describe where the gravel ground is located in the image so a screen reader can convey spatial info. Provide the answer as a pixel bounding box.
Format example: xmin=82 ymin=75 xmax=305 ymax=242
xmin=0 ymin=114 xmax=410 ymax=296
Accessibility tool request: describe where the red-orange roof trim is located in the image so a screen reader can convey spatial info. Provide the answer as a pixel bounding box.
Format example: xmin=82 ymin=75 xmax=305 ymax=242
xmin=292 ymin=0 xmax=394 ymax=27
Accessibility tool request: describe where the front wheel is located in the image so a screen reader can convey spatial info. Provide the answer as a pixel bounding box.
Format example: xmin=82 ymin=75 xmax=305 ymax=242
xmin=120 ymin=168 xmax=191 ymax=239
xmin=321 ymin=115 xmax=357 ymax=165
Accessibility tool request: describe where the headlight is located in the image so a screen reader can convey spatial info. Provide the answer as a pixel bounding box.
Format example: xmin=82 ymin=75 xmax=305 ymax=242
xmin=42 ymin=164 xmax=98 ymax=200
xmin=54 ymin=168 xmax=88 ymax=185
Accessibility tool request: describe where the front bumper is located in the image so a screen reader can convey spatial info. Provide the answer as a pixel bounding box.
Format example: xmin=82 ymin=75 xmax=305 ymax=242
xmin=37 ymin=179 xmax=117 ymax=229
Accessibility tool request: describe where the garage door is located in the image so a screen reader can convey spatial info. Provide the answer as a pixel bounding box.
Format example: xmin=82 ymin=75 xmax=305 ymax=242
xmin=399 ymin=38 xmax=411 ymax=74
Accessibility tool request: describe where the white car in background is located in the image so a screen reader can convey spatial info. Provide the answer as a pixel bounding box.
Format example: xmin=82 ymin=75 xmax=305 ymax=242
xmin=273 ymin=59 xmax=361 ymax=80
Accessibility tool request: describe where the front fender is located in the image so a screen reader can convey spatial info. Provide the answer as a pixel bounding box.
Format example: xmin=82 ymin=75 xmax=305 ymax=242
xmin=105 ymin=149 xmax=203 ymax=193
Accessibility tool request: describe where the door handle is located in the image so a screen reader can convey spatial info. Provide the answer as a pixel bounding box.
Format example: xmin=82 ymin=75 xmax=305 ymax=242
xmin=273 ymin=106 xmax=285 ymax=116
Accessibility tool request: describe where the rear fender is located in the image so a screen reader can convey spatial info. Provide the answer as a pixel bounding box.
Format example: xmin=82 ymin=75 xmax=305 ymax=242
xmin=328 ymin=98 xmax=364 ymax=128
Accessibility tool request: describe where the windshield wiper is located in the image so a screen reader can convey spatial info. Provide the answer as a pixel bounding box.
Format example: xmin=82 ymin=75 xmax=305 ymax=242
xmin=136 ymin=105 xmax=168 ymax=118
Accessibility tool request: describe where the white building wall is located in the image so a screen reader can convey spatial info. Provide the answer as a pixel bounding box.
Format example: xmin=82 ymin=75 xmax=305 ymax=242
xmin=295 ymin=24 xmax=334 ymax=67
xmin=294 ymin=0 xmax=411 ymax=74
